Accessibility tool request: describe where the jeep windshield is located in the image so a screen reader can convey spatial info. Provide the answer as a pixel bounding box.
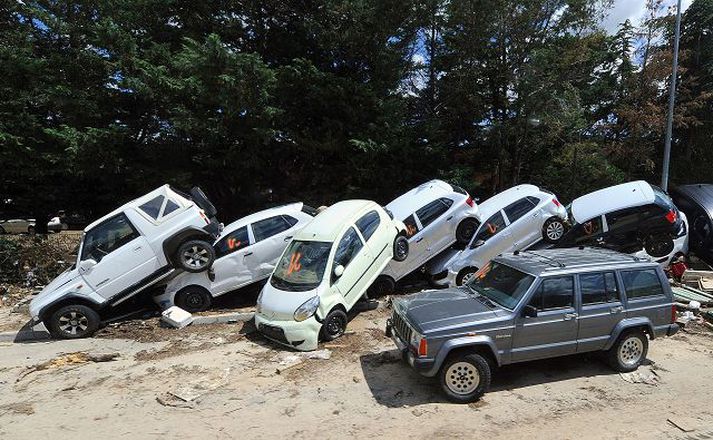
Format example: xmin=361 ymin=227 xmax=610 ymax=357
xmin=271 ymin=240 xmax=332 ymax=292
xmin=465 ymin=262 xmax=535 ymax=310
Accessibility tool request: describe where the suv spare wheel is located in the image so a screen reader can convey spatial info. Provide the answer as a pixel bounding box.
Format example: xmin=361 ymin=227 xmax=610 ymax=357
xmin=190 ymin=186 xmax=218 ymax=218
xmin=176 ymin=239 xmax=216 ymax=273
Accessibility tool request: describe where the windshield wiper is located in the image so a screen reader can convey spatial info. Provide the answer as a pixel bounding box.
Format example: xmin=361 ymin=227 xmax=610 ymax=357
xmin=466 ymin=285 xmax=496 ymax=308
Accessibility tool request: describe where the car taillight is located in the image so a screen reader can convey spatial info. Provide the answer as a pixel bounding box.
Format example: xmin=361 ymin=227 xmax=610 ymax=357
xmin=465 ymin=196 xmax=475 ymax=207
xmin=199 ymin=210 xmax=210 ymax=224
xmin=665 ymin=209 xmax=677 ymax=224
xmin=671 ymin=304 xmax=677 ymax=324
xmin=418 ymin=338 xmax=428 ymax=357
xmin=552 ymin=198 xmax=561 ymax=208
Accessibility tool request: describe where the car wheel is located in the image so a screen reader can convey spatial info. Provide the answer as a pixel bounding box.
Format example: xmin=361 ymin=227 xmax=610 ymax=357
xmin=367 ymin=276 xmax=395 ymax=298
xmin=320 ymin=309 xmax=348 ymax=341
xmin=542 ymin=217 xmax=566 ymax=243
xmin=176 ymin=239 xmax=215 ymax=273
xmin=439 ymin=352 xmax=491 ymax=403
xmin=175 ymin=286 xmax=212 ymax=313
xmin=456 ymin=267 xmax=477 ymax=286
xmin=27 ymin=225 xmax=35 ymax=234
xmin=643 ymin=235 xmax=675 ymax=258
xmin=46 ymin=304 xmax=100 ymax=339
xmin=456 ymin=218 xmax=479 ymax=245
xmin=392 ymin=235 xmax=409 ymax=262
xmin=607 ymin=329 xmax=649 ymax=373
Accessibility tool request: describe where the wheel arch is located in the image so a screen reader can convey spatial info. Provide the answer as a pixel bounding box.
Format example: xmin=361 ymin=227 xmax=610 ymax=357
xmin=39 ymin=295 xmax=104 ymax=322
xmin=603 ymin=318 xmax=655 ymax=351
xmin=428 ymin=336 xmax=501 ymax=377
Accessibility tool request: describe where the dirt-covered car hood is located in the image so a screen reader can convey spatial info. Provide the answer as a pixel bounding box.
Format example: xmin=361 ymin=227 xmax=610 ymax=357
xmin=394 ymin=288 xmax=506 ymax=334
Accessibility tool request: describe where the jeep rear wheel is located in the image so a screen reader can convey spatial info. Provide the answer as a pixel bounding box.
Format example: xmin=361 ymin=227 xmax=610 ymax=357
xmin=439 ymin=353 xmax=491 ymax=403
xmin=607 ymin=329 xmax=648 ymax=372
xmin=46 ymin=304 xmax=100 ymax=339
xmin=176 ymin=239 xmax=215 ymax=273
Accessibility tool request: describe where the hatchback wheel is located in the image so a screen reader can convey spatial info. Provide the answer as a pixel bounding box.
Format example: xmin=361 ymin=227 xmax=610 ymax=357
xmin=46 ymin=304 xmax=100 ymax=339
xmin=607 ymin=329 xmax=648 ymax=372
xmin=176 ymin=239 xmax=215 ymax=273
xmin=456 ymin=218 xmax=479 ymax=245
xmin=439 ymin=353 xmax=491 ymax=403
xmin=367 ymin=276 xmax=395 ymax=298
xmin=542 ymin=217 xmax=566 ymax=243
xmin=643 ymin=235 xmax=675 ymax=258
xmin=320 ymin=309 xmax=348 ymax=341
xmin=456 ymin=267 xmax=477 ymax=286
xmin=175 ymin=286 xmax=212 ymax=313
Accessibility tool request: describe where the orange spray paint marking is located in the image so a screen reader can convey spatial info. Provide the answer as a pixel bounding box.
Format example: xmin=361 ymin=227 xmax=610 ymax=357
xmin=287 ymin=252 xmax=302 ymax=275
xmin=228 ymin=238 xmax=241 ymax=250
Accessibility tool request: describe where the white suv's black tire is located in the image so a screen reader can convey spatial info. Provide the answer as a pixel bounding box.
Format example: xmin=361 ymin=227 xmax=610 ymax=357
xmin=176 ymin=239 xmax=215 ymax=273
xmin=393 ymin=236 xmax=409 ymax=262
xmin=607 ymin=329 xmax=649 ymax=372
xmin=439 ymin=352 xmax=491 ymax=403
xmin=46 ymin=304 xmax=100 ymax=339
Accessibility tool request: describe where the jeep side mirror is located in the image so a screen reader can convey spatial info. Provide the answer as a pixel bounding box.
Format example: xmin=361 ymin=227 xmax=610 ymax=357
xmin=79 ymin=259 xmax=97 ymax=274
xmin=333 ymin=264 xmax=345 ymax=278
xmin=471 ymin=239 xmax=485 ymax=249
xmin=523 ymin=305 xmax=538 ymax=318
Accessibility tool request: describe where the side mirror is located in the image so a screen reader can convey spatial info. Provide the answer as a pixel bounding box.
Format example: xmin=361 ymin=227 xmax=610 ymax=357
xmin=78 ymin=259 xmax=97 ymax=274
xmin=470 ymin=239 xmax=485 ymax=249
xmin=333 ymin=264 xmax=345 ymax=278
xmin=523 ymin=305 xmax=538 ymax=318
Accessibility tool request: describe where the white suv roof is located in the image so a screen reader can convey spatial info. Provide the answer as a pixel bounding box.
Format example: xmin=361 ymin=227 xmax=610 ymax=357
xmin=478 ymin=184 xmax=541 ymax=219
xmin=570 ymin=181 xmax=655 ymax=224
xmin=387 ymin=180 xmax=455 ymax=220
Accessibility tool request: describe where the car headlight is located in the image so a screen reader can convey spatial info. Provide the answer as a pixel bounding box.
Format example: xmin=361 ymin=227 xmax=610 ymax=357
xmin=294 ymin=296 xmax=320 ymax=322
xmin=256 ymin=289 xmax=265 ymax=315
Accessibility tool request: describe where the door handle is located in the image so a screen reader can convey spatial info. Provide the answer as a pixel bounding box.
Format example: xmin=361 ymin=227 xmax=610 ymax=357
xmin=446 ymin=216 xmax=453 ymax=221
xmin=284 ymin=236 xmax=293 ymax=241
xmin=244 ymin=252 xmax=253 ymax=257
xmin=533 ymin=213 xmax=539 ymax=218
xmin=133 ymin=246 xmax=143 ymax=252
xmin=610 ymin=306 xmax=624 ymax=314
xmin=416 ymin=237 xmax=424 ymax=243
xmin=563 ymin=313 xmax=578 ymax=321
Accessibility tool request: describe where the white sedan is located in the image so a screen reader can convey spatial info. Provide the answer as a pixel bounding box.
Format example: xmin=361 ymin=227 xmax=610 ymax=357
xmin=154 ymin=202 xmax=316 ymax=312
xmin=372 ymin=180 xmax=479 ymax=295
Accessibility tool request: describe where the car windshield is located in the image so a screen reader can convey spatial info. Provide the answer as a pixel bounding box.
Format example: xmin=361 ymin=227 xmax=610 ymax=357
xmin=271 ymin=240 xmax=332 ymax=292
xmin=465 ymin=262 xmax=535 ymax=310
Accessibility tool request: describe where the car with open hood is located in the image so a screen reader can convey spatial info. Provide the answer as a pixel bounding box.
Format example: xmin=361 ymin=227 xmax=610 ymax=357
xmin=255 ymin=200 xmax=409 ymax=351
xmin=154 ymin=202 xmax=317 ymax=312
xmin=29 ymin=185 xmax=221 ymax=339
xmin=670 ymin=184 xmax=713 ymax=266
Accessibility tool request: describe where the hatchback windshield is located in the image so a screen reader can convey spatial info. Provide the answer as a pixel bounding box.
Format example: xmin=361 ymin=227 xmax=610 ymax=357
xmin=271 ymin=240 xmax=332 ymax=292
xmin=466 ymin=262 xmax=535 ymax=310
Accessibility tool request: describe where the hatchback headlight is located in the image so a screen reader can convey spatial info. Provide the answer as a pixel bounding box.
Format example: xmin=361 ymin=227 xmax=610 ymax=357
xmin=294 ymin=296 xmax=320 ymax=322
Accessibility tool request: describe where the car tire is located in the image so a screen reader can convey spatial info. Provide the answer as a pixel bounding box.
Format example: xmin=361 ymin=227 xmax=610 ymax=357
xmin=368 ymin=276 xmax=395 ymax=298
xmin=176 ymin=239 xmax=215 ymax=273
xmin=456 ymin=218 xmax=479 ymax=245
xmin=643 ymin=235 xmax=675 ymax=258
xmin=46 ymin=304 xmax=101 ymax=339
xmin=439 ymin=352 xmax=491 ymax=403
xmin=542 ymin=217 xmax=566 ymax=243
xmin=0 ymin=226 xmax=5 ymax=234
xmin=456 ymin=267 xmax=477 ymax=286
xmin=392 ymin=235 xmax=409 ymax=262
xmin=175 ymin=286 xmax=213 ymax=313
xmin=606 ymin=329 xmax=649 ymax=373
xmin=27 ymin=225 xmax=35 ymax=234
xmin=320 ymin=309 xmax=348 ymax=342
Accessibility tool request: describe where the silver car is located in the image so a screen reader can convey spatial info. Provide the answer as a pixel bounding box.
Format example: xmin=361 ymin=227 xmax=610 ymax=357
xmin=427 ymin=184 xmax=567 ymax=287
xmin=0 ymin=218 xmax=36 ymax=234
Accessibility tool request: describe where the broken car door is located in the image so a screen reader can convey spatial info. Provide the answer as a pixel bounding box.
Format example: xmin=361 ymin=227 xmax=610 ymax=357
xmin=211 ymin=226 xmax=253 ymax=294
xmin=249 ymin=215 xmax=297 ymax=279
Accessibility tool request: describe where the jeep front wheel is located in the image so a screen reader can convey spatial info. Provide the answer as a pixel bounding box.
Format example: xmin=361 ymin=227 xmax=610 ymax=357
xmin=176 ymin=239 xmax=215 ymax=273
xmin=439 ymin=352 xmax=491 ymax=403
xmin=46 ymin=304 xmax=101 ymax=339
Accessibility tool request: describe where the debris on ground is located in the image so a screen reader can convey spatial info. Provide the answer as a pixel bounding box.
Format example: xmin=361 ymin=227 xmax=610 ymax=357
xmin=682 ymin=269 xmax=713 ymax=293
xmin=17 ymin=352 xmax=120 ymax=382
xmin=275 ymin=349 xmax=332 ymax=374
xmin=157 ymin=368 xmax=232 ymax=408
xmin=671 ymin=284 xmax=713 ymax=305
xmin=161 ymin=306 xmax=193 ymax=329
xmin=619 ymin=366 xmax=659 ymax=386
xmin=667 ymin=417 xmax=699 ymax=432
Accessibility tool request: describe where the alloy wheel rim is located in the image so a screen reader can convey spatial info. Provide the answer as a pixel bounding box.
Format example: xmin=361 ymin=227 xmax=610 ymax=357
xmin=618 ymin=337 xmax=644 ymax=366
xmin=396 ymin=241 xmax=407 ymax=259
xmin=546 ymin=221 xmax=564 ymax=240
xmin=58 ymin=311 xmax=89 ymax=335
xmin=460 ymin=271 xmax=475 ymax=286
xmin=327 ymin=316 xmax=345 ymax=337
xmin=445 ymin=361 xmax=480 ymax=395
xmin=183 ymin=246 xmax=209 ymax=269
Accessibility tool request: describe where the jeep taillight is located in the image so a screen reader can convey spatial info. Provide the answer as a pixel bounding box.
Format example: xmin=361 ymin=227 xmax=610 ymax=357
xmin=465 ymin=196 xmax=475 ymax=208
xmin=199 ymin=210 xmax=210 ymax=224
xmin=665 ymin=209 xmax=677 ymax=224
xmin=671 ymin=304 xmax=677 ymax=324
xmin=418 ymin=338 xmax=428 ymax=357
xmin=552 ymin=198 xmax=561 ymax=208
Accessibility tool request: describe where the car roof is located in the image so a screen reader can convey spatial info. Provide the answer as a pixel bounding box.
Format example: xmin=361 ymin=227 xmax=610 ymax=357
xmin=496 ymin=247 xmax=657 ymax=277
xmin=295 ymin=200 xmax=379 ymax=242
xmin=570 ymin=180 xmax=654 ymax=223
xmin=478 ymin=184 xmax=541 ymax=219
xmin=673 ymin=184 xmax=713 ymax=216
xmin=219 ymin=202 xmax=305 ymax=238
xmin=386 ymin=180 xmax=455 ymax=220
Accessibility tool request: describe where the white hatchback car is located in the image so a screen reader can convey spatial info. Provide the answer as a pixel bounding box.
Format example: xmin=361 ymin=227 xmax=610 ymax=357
xmin=255 ymin=200 xmax=408 ymax=351
xmin=154 ymin=202 xmax=316 ymax=312
xmin=426 ymin=184 xmax=568 ymax=286
xmin=29 ymin=185 xmax=221 ymax=339
xmin=371 ymin=180 xmax=479 ymax=295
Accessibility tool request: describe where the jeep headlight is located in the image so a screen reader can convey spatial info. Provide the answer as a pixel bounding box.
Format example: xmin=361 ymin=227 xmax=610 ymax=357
xmin=293 ymin=296 xmax=320 ymax=322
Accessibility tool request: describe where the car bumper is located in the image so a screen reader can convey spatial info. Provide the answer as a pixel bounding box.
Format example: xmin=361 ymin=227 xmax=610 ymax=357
xmin=430 ymin=269 xmax=458 ymax=287
xmin=385 ymin=319 xmax=436 ymax=376
xmin=254 ymin=313 xmax=320 ymax=351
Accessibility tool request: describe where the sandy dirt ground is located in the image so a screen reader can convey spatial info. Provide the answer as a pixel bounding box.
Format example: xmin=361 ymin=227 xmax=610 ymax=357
xmin=0 ymin=303 xmax=712 ymax=440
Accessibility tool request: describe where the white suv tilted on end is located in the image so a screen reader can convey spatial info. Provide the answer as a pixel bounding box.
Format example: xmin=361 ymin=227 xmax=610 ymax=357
xmin=29 ymin=185 xmax=222 ymax=339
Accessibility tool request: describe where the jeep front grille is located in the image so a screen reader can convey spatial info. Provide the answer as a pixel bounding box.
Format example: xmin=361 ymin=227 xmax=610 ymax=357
xmin=391 ymin=311 xmax=412 ymax=345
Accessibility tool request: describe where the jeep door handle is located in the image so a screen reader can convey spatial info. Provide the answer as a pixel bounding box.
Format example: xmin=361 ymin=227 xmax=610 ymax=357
xmin=446 ymin=216 xmax=453 ymax=221
xmin=133 ymin=246 xmax=143 ymax=252
xmin=563 ymin=313 xmax=578 ymax=320
xmin=610 ymin=306 xmax=624 ymax=314
xmin=416 ymin=237 xmax=424 ymax=243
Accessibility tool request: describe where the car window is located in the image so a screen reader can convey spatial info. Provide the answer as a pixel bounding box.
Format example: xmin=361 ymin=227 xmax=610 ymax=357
xmin=332 ymin=227 xmax=363 ymax=281
xmin=139 ymin=196 xmax=165 ymax=220
xmin=504 ymin=197 xmax=537 ymax=223
xmin=570 ymin=216 xmax=604 ymax=244
xmin=252 ymin=216 xmax=292 ymax=242
xmin=81 ymin=214 xmax=139 ymax=262
xmin=473 ymin=211 xmax=507 ymax=244
xmin=621 ymin=269 xmax=664 ymax=299
xmin=355 ymin=210 xmax=380 ymax=242
xmin=162 ymin=199 xmax=180 ymax=217
xmin=580 ymin=272 xmax=620 ymax=305
xmin=403 ymin=214 xmax=420 ymax=238
xmin=605 ymin=207 xmax=641 ymax=232
xmin=529 ymin=276 xmax=574 ymax=310
xmin=214 ymin=226 xmax=249 ymax=258
xmin=282 ymin=215 xmax=299 ymax=228
xmin=416 ymin=199 xmax=451 ymax=228
xmin=526 ymin=196 xmax=541 ymax=206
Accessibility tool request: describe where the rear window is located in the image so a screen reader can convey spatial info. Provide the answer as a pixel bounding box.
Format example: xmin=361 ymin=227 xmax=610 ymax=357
xmin=621 ymin=269 xmax=664 ymax=299
xmin=452 ymin=185 xmax=468 ymax=196
xmin=652 ymin=185 xmax=675 ymax=211
xmin=580 ymin=272 xmax=620 ymax=304
xmin=140 ymin=196 xmax=164 ymax=219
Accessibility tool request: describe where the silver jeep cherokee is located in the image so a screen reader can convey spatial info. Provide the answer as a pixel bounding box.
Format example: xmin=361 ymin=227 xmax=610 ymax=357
xmin=386 ymin=247 xmax=680 ymax=403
